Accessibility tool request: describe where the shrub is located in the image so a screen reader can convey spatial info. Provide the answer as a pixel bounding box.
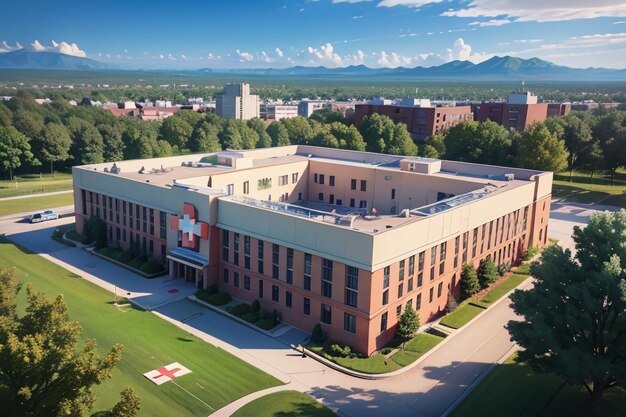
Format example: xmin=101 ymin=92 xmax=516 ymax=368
xmin=380 ymin=347 xmax=393 ymax=355
xmin=229 ymin=303 xmax=251 ymax=317
xmin=310 ymin=323 xmax=327 ymax=344
xmin=477 ymin=258 xmax=499 ymax=289
xmin=446 ymin=293 xmax=459 ymax=313
xmin=523 ymin=245 xmax=540 ymax=261
xmin=83 ymin=216 xmax=107 ymax=249
xmin=329 ymin=344 xmax=352 ymax=358
xmin=255 ymin=318 xmax=278 ymax=330
xmin=460 ymin=263 xmax=480 ymax=299
xmin=140 ymin=261 xmax=165 ymax=275
xmin=206 ymin=284 xmax=218 ymax=296
xmin=497 ymin=263 xmax=511 ymax=276
xmin=240 ymin=311 xmax=260 ymax=323
xmin=250 ymin=300 xmax=260 ymax=313
xmin=196 ymin=288 xmax=213 ymax=303
xmin=206 ymin=292 xmax=231 ymax=306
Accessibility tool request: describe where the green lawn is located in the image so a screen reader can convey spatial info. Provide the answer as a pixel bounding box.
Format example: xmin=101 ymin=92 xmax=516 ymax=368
xmin=476 ymin=273 xmax=530 ymax=307
xmin=231 ymin=390 xmax=336 ymax=417
xmin=0 ymin=193 xmax=74 ymax=216
xmin=439 ymin=302 xmax=485 ymax=329
xmin=389 ymin=333 xmax=445 ymax=367
xmin=552 ymin=169 xmax=626 ymax=207
xmin=0 ymin=237 xmax=281 ymax=416
xmin=451 ymin=353 xmax=626 ymax=417
xmin=0 ymin=172 xmax=73 ymax=198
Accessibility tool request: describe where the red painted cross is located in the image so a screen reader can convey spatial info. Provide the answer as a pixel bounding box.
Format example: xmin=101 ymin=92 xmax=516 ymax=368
xmin=152 ymin=366 xmax=182 ymax=380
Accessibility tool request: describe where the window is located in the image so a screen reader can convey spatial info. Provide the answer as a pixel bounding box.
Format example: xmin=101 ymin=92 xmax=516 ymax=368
xmin=472 ymin=227 xmax=478 ymax=258
xmin=350 ymin=179 xmax=357 ymax=190
xmin=222 ymin=231 xmax=229 ymax=262
xmin=321 ymin=304 xmax=332 ymax=324
xmin=304 ymin=253 xmax=312 ymax=290
xmin=318 ymin=192 xmax=324 ymax=201
xmin=398 ymin=283 xmax=404 ymax=298
xmin=418 ymin=251 xmax=425 ymax=287
xmin=286 ymin=291 xmax=292 ymax=308
xmin=429 ymin=287 xmax=434 ymax=303
xmin=408 ymin=277 xmax=414 ymax=292
xmin=344 ymin=313 xmax=356 ymax=333
xmin=223 ymin=268 xmax=229 ymax=284
xmin=272 ymin=244 xmax=280 ymax=279
xmin=278 ymin=175 xmax=288 ymax=186
xmin=454 ymin=236 xmax=460 ymax=268
xmin=391 ymin=188 xmax=396 ymax=199
xmin=234 ymin=272 xmax=239 ymax=288
xmin=359 ymin=200 xmax=367 ymax=209
xmin=159 ymin=211 xmax=166 ymax=239
xmin=303 ymin=298 xmax=311 ymax=316
xmin=244 ymin=275 xmax=250 ymax=290
xmin=329 ymin=175 xmax=335 ymax=186
xmin=243 ymin=181 xmax=249 ymax=194
xmin=292 ymin=172 xmax=298 ymax=183
xmin=329 ymin=194 xmax=335 ymax=205
xmin=488 ymin=222 xmax=493 ymax=250
xmin=345 ymin=266 xmax=359 ymax=308
xmin=430 ymin=247 xmax=437 ymax=280
xmin=437 ymin=282 xmax=443 ymax=298
xmin=380 ymin=312 xmax=388 ymax=333
xmin=360 ymin=180 xmax=367 ymax=191
xmin=382 ymin=289 xmax=389 ymax=305
xmin=319 ymin=174 xmax=325 ymax=185
xmin=383 ymin=266 xmax=390 ymax=289
xmin=416 ymin=293 xmax=422 ymax=310
xmin=314 ymin=173 xmax=318 ymax=183
xmin=258 ymin=240 xmax=264 ymax=273
xmin=322 ymin=259 xmax=333 ymax=298
xmin=233 ymin=233 xmax=240 ymax=265
xmin=272 ymin=285 xmax=279 ymax=302
xmin=463 ymin=231 xmax=469 ymax=262
xmin=396 ymin=305 xmax=402 ymax=317
xmin=439 ymin=242 xmax=446 ymax=275
xmin=409 ymin=255 xmax=415 ymax=277
xmin=349 ymin=198 xmax=355 ymax=208
xmin=244 ymin=236 xmax=251 ymax=269
xmin=399 ymin=260 xmax=405 ymax=281
xmin=259 ymin=279 xmax=264 ymax=298
xmin=286 ymin=248 xmax=294 ymax=284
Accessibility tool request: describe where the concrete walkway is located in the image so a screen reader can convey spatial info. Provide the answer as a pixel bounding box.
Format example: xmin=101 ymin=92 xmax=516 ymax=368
xmin=0 ymin=189 xmax=73 ymax=201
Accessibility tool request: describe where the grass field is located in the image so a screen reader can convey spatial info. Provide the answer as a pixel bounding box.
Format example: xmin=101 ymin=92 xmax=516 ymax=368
xmin=439 ymin=302 xmax=485 ymax=329
xmin=0 ymin=172 xmax=73 ymax=198
xmin=553 ymin=169 xmax=626 ymax=207
xmin=0 ymin=237 xmax=281 ymax=416
xmin=451 ymin=353 xmax=626 ymax=417
xmin=231 ymin=390 xmax=336 ymax=417
xmin=0 ymin=193 xmax=74 ymax=216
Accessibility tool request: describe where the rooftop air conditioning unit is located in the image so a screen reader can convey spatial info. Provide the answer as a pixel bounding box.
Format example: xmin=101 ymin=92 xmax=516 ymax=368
xmin=504 ymin=173 xmax=514 ymax=181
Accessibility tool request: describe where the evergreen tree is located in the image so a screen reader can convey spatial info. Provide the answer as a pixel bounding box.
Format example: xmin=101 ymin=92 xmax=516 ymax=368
xmin=477 ymin=258 xmax=499 ymax=289
xmin=397 ymin=305 xmax=420 ymax=348
xmin=460 ymin=263 xmax=480 ymax=299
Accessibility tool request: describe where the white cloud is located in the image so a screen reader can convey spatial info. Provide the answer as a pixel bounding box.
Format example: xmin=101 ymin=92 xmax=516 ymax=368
xmin=181 ymin=54 xmax=187 ymax=60
xmin=614 ymin=21 xmax=625 ymax=24
xmin=468 ymin=19 xmax=511 ymax=27
xmin=377 ymin=0 xmax=442 ymax=7
xmin=275 ymin=47 xmax=284 ymax=57
xmin=236 ymin=49 xmax=254 ymax=61
xmin=352 ymin=15 xmax=363 ymax=19
xmin=12 ymin=39 xmax=88 ymax=57
xmin=306 ymin=42 xmax=343 ymax=66
xmin=446 ymin=38 xmax=493 ymax=63
xmin=442 ymin=0 xmax=626 ymax=22
xmin=377 ymin=51 xmax=412 ymax=67
xmin=332 ymin=0 xmax=372 ymax=3
xmin=259 ymin=51 xmax=271 ymax=63
xmin=0 ymin=41 xmax=22 ymax=53
xmin=159 ymin=54 xmax=165 ymax=59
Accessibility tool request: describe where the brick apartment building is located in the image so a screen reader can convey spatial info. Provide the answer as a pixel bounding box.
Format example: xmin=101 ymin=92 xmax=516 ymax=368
xmin=73 ymin=145 xmax=552 ymax=355
xmin=353 ymin=104 xmax=473 ymax=139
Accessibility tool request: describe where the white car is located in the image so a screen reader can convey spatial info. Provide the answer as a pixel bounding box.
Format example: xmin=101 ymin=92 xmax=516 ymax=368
xmin=29 ymin=210 xmax=60 ymax=223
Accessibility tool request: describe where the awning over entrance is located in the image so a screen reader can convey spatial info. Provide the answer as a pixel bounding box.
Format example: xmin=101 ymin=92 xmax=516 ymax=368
xmin=167 ymin=247 xmax=209 ymax=268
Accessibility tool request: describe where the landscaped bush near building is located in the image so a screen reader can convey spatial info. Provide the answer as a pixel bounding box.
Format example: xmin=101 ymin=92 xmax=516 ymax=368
xmin=477 ymin=258 xmax=499 ymax=289
xmin=460 ymin=263 xmax=480 ymax=300
xmin=311 ymin=323 xmax=327 ymax=344
xmin=523 ymin=245 xmax=540 ymax=261
xmin=329 ymin=344 xmax=352 ymax=358
xmin=229 ymin=303 xmax=251 ymax=317
xmin=96 ymin=246 xmax=166 ymax=277
xmin=240 ymin=311 xmax=261 ymax=323
xmin=206 ymin=292 xmax=231 ymax=306
xmin=83 ymin=216 xmax=107 ymax=249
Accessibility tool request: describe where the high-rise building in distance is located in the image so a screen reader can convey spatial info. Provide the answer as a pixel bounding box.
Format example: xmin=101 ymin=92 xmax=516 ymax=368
xmin=216 ymin=83 xmax=259 ymax=120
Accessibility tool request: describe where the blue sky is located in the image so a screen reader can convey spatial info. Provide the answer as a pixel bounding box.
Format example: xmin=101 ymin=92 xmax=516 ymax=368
xmin=1 ymin=0 xmax=625 ymax=69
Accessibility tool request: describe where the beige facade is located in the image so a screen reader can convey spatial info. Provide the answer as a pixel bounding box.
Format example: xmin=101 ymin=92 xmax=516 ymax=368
xmin=73 ymin=145 xmax=552 ymax=355
xmin=216 ymin=83 xmax=260 ymax=120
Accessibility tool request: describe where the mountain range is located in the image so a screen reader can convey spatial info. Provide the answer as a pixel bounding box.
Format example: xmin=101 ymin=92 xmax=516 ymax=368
xmin=0 ymin=50 xmax=625 ymax=81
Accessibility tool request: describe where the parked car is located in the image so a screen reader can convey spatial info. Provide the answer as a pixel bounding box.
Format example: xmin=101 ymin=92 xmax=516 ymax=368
xmin=29 ymin=210 xmax=59 ymax=223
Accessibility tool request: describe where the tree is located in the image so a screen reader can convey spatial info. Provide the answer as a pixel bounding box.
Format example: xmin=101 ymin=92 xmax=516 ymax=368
xmin=507 ymin=210 xmax=626 ymax=407
xmin=562 ymin=115 xmax=593 ymax=181
xmin=189 ymin=121 xmax=222 ymax=152
xmin=329 ymin=123 xmax=366 ymax=151
xmin=389 ymin=124 xmax=418 ymax=156
xmin=280 ymin=117 xmax=314 ymax=144
xmin=397 ymin=305 xmax=420 ymax=348
xmin=358 ymin=113 xmax=395 ymax=153
xmin=159 ymin=116 xmax=193 ymax=149
xmin=98 ymin=124 xmax=125 ymax=162
xmin=12 ymin=109 xmax=45 ymax=140
xmin=477 ymin=258 xmax=499 ymax=289
xmin=514 ymin=123 xmax=568 ymax=172
xmin=420 ymin=134 xmax=446 ymax=159
xmin=38 ymin=123 xmax=72 ymax=176
xmin=267 ymin=122 xmax=290 ymax=147
xmin=219 ymin=120 xmax=243 ymax=149
xmin=0 ymin=126 xmax=36 ymax=180
xmin=0 ymin=101 xmax=12 ymax=127
xmin=460 ymin=262 xmax=480 ymax=299
xmin=238 ymin=122 xmax=259 ymax=149
xmin=309 ymin=108 xmax=346 ymax=125
xmin=247 ymin=118 xmax=272 ymax=148
xmin=0 ymin=268 xmax=140 ymax=417
xmin=72 ymin=124 xmax=105 ymax=165
xmin=444 ymin=120 xmax=511 ymax=165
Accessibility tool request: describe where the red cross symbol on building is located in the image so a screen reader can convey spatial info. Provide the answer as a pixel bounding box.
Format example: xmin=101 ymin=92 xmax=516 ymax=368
xmin=170 ymin=203 xmax=209 ymax=251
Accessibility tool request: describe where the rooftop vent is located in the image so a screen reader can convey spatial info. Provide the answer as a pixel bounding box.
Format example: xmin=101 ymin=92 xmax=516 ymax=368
xmin=504 ymin=173 xmax=515 ymax=181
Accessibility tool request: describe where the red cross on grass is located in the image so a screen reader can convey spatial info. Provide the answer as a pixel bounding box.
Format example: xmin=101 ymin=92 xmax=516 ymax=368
xmin=152 ymin=366 xmax=182 ymax=380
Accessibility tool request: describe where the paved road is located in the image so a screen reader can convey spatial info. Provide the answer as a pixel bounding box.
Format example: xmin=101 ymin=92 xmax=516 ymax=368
xmin=0 ymin=189 xmax=73 ymax=201
xmin=0 ymin=199 xmax=618 ymax=417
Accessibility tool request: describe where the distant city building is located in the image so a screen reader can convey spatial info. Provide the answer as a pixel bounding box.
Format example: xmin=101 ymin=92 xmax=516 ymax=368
xmin=298 ymin=100 xmax=327 ymax=118
xmin=471 ymin=91 xmax=549 ymax=132
xmin=119 ymin=101 xmax=136 ymax=109
xmin=260 ymin=104 xmax=299 ymax=121
xmin=155 ymin=100 xmax=172 ymax=108
xmin=353 ymin=103 xmax=473 ymax=139
xmin=569 ymin=101 xmax=620 ymax=111
xmin=332 ymin=101 xmax=360 ymax=119
xmin=369 ymin=97 xmax=394 ymax=105
xmin=216 ymin=83 xmax=260 ymax=120
xmin=547 ymin=103 xmax=571 ymax=118
xmin=399 ymin=98 xmax=431 ymax=107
